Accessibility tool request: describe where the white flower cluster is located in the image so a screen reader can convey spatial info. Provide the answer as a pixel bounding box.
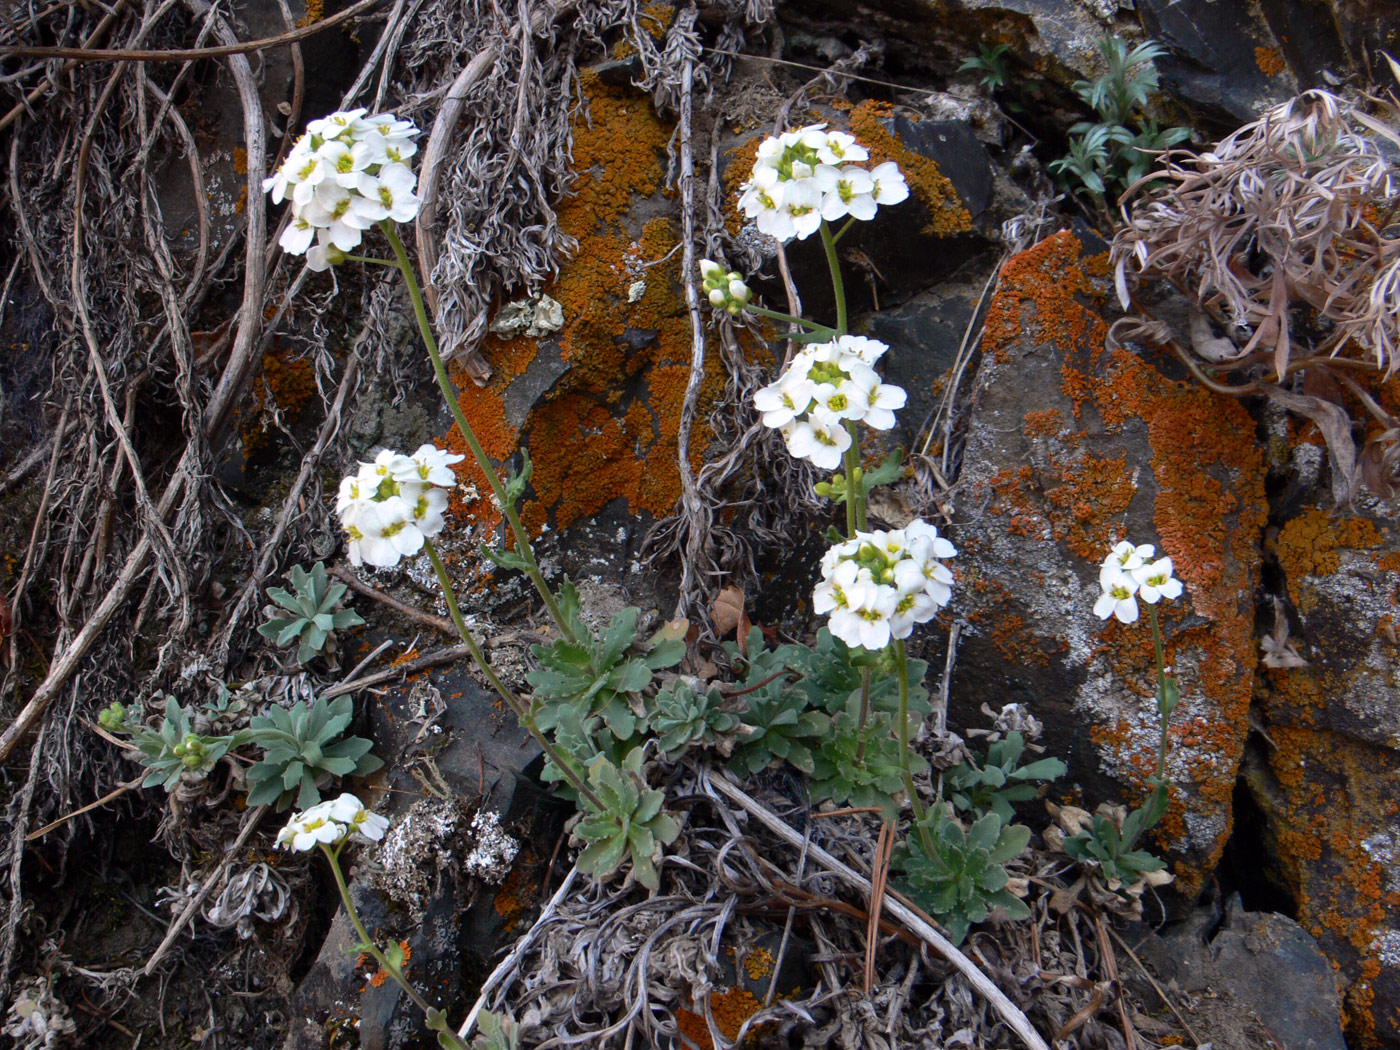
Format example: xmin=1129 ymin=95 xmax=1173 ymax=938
xmin=737 ymin=124 xmax=909 ymax=242
xmin=814 ymin=521 xmax=957 ymax=651
xmin=698 ymin=259 xmax=752 ymax=315
xmin=1094 ymin=541 xmax=1184 ymax=624
xmin=263 ymin=109 xmax=422 ymax=270
xmin=753 ymin=334 xmax=906 ymax=469
xmin=276 ymin=793 xmax=390 ymax=852
xmin=336 ymin=444 xmax=464 ymax=568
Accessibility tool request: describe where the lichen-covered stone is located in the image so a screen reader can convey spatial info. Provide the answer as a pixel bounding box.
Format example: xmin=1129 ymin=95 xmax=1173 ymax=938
xmin=1249 ymin=494 xmax=1400 ymax=1047
xmin=949 ymin=231 xmax=1268 ymax=892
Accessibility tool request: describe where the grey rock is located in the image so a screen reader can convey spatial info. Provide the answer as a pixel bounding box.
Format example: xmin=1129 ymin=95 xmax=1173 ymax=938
xmin=1132 ymin=897 xmax=1347 ymax=1050
xmin=502 ymin=339 xmax=571 ymax=430
xmin=1138 ymin=0 xmax=1297 ymax=125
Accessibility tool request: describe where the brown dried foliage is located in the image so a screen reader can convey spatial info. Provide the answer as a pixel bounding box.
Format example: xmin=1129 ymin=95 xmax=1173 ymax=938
xmin=1111 ymin=89 xmax=1400 ymax=499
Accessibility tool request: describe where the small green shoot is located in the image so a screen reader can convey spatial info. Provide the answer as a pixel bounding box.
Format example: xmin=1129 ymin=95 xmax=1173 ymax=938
xmin=573 ymin=749 xmax=681 ymax=891
xmin=897 ymin=810 xmax=1031 ymax=944
xmin=257 ymin=561 xmax=365 ymax=664
xmin=945 ymin=731 xmax=1066 ymax=823
xmin=245 ymin=695 xmax=382 ymax=809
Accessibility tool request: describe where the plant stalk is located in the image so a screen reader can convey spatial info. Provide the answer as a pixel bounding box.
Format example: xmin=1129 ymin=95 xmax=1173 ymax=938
xmin=895 ymin=639 xmax=935 ymax=854
xmin=382 ymin=222 xmax=573 ymax=643
xmin=819 ymin=219 xmax=847 ymax=335
xmin=321 ymin=842 xmax=471 ymax=1050
xmin=422 ymin=538 xmax=603 ymax=812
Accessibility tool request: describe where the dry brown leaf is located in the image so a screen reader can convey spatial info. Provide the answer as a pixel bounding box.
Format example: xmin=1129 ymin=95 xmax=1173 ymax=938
xmin=1261 ymin=596 xmax=1309 ymax=668
xmin=1261 ymin=386 xmax=1358 ymax=503
xmin=711 ymin=585 xmax=750 ymax=640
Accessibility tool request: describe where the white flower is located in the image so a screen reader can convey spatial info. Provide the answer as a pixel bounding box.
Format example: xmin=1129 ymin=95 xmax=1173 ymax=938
xmin=353 ymin=162 xmax=421 ymax=224
xmin=403 ymin=444 xmax=464 ymax=487
xmin=861 ymin=381 xmax=906 ymax=430
xmin=814 ymin=520 xmax=956 ymax=651
xmin=869 ymin=161 xmax=909 ymax=206
xmin=783 ymin=416 xmax=851 ymax=469
xmin=267 ymin=109 xmax=422 ymax=265
xmin=277 ymin=808 xmax=349 ymax=851
xmin=1094 ymin=564 xmax=1140 ymax=624
xmin=1104 ymin=540 xmax=1155 ymax=572
xmin=833 ymin=334 xmax=888 ymax=365
xmin=1132 ymin=557 xmax=1184 ymax=604
xmin=817 ymin=164 xmax=875 ymax=222
xmin=322 ymin=793 xmax=391 ymax=842
xmin=817 ymin=131 xmax=869 ymax=166
xmin=808 ymin=380 xmax=870 ymax=426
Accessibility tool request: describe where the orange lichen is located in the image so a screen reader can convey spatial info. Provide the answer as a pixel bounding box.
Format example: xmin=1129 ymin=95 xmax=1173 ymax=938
xmin=1258 ymin=726 xmax=1400 ymax=1045
xmin=1254 ymin=46 xmax=1287 ymax=77
xmin=674 ymin=987 xmax=768 ymax=1049
xmin=739 ymin=946 xmax=774 ymax=981
xmin=242 ymin=343 xmax=317 ymax=457
xmin=1043 ymin=452 xmax=1137 ymax=561
xmin=444 ymin=73 xmax=721 ymax=535
xmin=492 ymin=848 xmax=538 ymax=932
xmin=232 ymin=146 xmax=248 ymax=175
xmin=847 ymin=100 xmax=972 ymax=238
xmin=1022 ymin=409 xmax=1065 ymax=439
xmin=295 ymin=0 xmax=324 ymax=27
xmin=980 ymin=232 xmax=1106 ymax=366
xmin=1271 ymin=507 xmax=1384 ymax=613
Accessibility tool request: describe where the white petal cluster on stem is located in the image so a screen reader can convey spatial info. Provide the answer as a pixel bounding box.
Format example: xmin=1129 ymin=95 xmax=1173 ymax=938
xmin=335 ymin=444 xmax=464 ymax=568
xmin=276 ymin=793 xmax=390 ymax=851
xmin=736 ymin=124 xmax=909 ymax=243
xmin=1093 ymin=541 xmax=1184 ymax=624
xmin=813 ymin=520 xmax=957 ymax=651
xmin=752 ymin=335 xmax=907 ymax=468
xmin=263 ymin=108 xmax=422 ymax=270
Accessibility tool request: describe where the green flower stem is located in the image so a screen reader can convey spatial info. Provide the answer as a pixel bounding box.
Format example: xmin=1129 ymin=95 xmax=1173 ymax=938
xmin=819 ymin=219 xmax=847 ymax=335
xmin=841 ymin=440 xmax=860 ymax=538
xmin=895 ymin=639 xmax=935 ymax=855
xmin=829 ymin=216 xmax=857 ymax=245
xmin=422 ymin=538 xmax=604 ymax=813
xmin=743 ymin=303 xmax=838 ymax=336
xmin=342 ymin=254 xmax=398 ymax=267
xmin=1148 ymin=604 xmax=1170 ymax=781
xmin=853 ymin=667 xmax=872 ymax=760
xmin=381 ymin=222 xmax=574 ymax=644
xmin=320 ymin=842 xmax=471 ymax=1050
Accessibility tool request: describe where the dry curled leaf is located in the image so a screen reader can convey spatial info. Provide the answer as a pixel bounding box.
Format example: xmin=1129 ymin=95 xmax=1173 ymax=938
xmin=1261 ymin=596 xmax=1309 ymax=668
xmin=711 ymin=585 xmax=750 ymax=641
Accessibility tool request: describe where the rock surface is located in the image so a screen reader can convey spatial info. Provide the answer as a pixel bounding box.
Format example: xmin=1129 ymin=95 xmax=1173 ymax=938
xmin=948 ymin=230 xmax=1268 ymax=891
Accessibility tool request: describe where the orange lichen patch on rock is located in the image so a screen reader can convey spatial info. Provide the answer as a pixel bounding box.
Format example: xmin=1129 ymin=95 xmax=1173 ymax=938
xmin=232 ymin=146 xmax=248 ymax=175
xmin=847 ymin=100 xmax=972 ymax=238
xmin=980 ymin=232 xmax=1107 ymax=367
xmin=491 ymin=848 xmax=539 ymax=933
xmin=444 ymin=73 xmax=720 ymax=534
xmin=674 ymin=987 xmax=768 ymax=1049
xmin=1271 ymin=507 xmax=1384 ymax=613
xmin=738 ymin=946 xmax=774 ymax=982
xmin=1022 ymin=408 xmax=1065 ymax=439
xmin=242 ymin=343 xmax=317 ymax=457
xmin=295 ymin=0 xmax=324 ymax=27
xmin=1255 ymin=46 xmax=1287 ymax=76
xmin=1258 ymin=726 xmax=1400 ymax=1045
xmin=1043 ymin=452 xmax=1137 ymax=561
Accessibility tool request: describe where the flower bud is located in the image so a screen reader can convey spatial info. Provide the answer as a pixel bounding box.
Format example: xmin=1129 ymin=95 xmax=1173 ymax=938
xmin=709 ymin=288 xmax=727 ymax=307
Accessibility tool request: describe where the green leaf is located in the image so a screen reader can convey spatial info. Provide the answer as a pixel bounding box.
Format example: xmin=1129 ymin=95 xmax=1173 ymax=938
xmin=480 ymin=546 xmax=532 ymax=573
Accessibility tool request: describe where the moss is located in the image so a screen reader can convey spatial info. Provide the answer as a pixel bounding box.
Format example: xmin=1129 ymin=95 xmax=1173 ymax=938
xmin=847 ymin=100 xmax=972 ymax=238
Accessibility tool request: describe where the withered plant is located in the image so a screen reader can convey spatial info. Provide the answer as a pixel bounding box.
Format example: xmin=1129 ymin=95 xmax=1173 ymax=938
xmin=1111 ymin=89 xmax=1400 ymax=498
